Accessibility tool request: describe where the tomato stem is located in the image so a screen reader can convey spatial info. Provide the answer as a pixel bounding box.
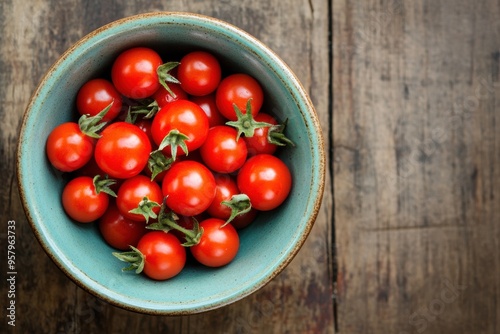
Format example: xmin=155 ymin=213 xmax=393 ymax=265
xmin=78 ymin=101 xmax=113 ymax=138
xmin=157 ymin=62 xmax=180 ymax=98
xmin=112 ymin=246 xmax=145 ymax=274
xmin=147 ymin=150 xmax=174 ymax=181
xmin=157 ymin=129 xmax=190 ymax=161
xmin=225 ymin=99 xmax=273 ymax=140
xmin=268 ymin=118 xmax=295 ymax=147
xmin=93 ymin=175 xmax=117 ymax=197
xmin=221 ymin=194 xmax=252 ymax=226
xmin=129 ymin=197 xmax=160 ymax=223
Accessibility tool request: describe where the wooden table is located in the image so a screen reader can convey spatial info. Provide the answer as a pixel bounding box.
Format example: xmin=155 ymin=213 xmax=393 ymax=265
xmin=1 ymin=0 xmax=498 ymax=333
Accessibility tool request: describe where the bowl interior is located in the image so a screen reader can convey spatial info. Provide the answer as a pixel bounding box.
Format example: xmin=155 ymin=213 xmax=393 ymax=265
xmin=17 ymin=12 xmax=324 ymax=314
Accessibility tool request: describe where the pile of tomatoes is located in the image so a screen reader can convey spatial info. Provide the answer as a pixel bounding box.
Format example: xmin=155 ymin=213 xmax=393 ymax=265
xmin=45 ymin=47 xmax=294 ymax=280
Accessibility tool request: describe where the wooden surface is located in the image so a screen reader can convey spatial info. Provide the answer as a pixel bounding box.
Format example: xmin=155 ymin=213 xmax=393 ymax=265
xmin=1 ymin=0 xmax=499 ymax=333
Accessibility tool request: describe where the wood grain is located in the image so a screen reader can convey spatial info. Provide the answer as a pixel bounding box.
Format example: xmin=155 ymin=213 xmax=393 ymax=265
xmin=0 ymin=0 xmax=333 ymax=333
xmin=333 ymin=0 xmax=500 ymax=333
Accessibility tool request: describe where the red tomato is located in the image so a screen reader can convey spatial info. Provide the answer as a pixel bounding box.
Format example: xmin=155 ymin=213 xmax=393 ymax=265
xmin=231 ymin=208 xmax=258 ymax=230
xmin=237 ymin=154 xmax=292 ymax=211
xmin=136 ymin=231 xmax=186 ymax=280
xmin=244 ymin=113 xmax=278 ymax=156
xmin=46 ymin=122 xmax=94 ymax=172
xmin=190 ymin=94 xmax=227 ymax=127
xmin=206 ymin=174 xmax=240 ymax=220
xmin=62 ymin=176 xmax=109 ymax=223
xmin=190 ymin=218 xmax=240 ymax=267
xmin=99 ymin=202 xmax=147 ymax=250
xmin=135 ymin=118 xmax=155 ymax=148
xmin=94 ymin=122 xmax=152 ymax=179
xmin=76 ymin=78 xmax=123 ymax=122
xmin=152 ymin=83 xmax=188 ymax=109
xmin=111 ymin=47 xmax=163 ymax=99
xmin=162 ymin=160 xmax=216 ymax=216
xmin=116 ymin=175 xmax=163 ymax=222
xmin=215 ymin=73 xmax=264 ymax=121
xmin=199 ymin=125 xmax=248 ymax=173
xmin=151 ymin=100 xmax=209 ymax=157
xmin=177 ymin=51 xmax=221 ymax=96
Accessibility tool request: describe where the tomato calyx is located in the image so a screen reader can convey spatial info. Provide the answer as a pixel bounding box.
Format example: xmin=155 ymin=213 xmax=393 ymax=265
xmin=112 ymin=245 xmax=145 ymax=274
xmin=157 ymin=62 xmax=180 ymax=98
xmin=157 ymin=129 xmax=190 ymax=161
xmin=78 ymin=101 xmax=114 ymax=138
xmin=93 ymin=175 xmax=117 ymax=197
xmin=226 ymin=99 xmax=273 ymax=140
xmin=128 ymin=196 xmax=161 ymax=223
xmin=268 ymin=119 xmax=295 ymax=147
xmin=221 ymin=194 xmax=252 ymax=226
xmin=128 ymin=98 xmax=159 ymax=120
xmin=147 ymin=203 xmax=203 ymax=247
xmin=148 ymin=150 xmax=174 ymax=181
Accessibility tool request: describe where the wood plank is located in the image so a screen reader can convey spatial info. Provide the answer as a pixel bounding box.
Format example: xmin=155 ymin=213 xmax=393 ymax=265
xmin=0 ymin=0 xmax=334 ymax=333
xmin=333 ymin=0 xmax=500 ymax=332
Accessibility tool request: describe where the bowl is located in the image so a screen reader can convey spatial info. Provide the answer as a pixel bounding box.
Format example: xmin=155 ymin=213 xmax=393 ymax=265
xmin=17 ymin=12 xmax=325 ymax=315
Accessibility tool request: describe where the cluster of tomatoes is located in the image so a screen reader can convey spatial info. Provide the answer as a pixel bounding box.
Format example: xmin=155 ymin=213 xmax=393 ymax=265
xmin=45 ymin=47 xmax=294 ymax=280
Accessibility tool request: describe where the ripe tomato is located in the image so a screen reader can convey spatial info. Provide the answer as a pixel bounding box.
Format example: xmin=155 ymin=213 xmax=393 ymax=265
xmin=116 ymin=175 xmax=163 ymax=222
xmin=151 ymin=99 xmax=209 ymax=158
xmin=237 ymin=154 xmax=292 ymax=211
xmin=177 ymin=51 xmax=221 ymax=96
xmin=136 ymin=231 xmax=186 ymax=280
xmin=94 ymin=122 xmax=152 ymax=179
xmin=62 ymin=176 xmax=110 ymax=223
xmin=99 ymin=202 xmax=147 ymax=250
xmin=162 ymin=160 xmax=216 ymax=216
xmin=244 ymin=112 xmax=278 ymax=156
xmin=46 ymin=122 xmax=94 ymax=172
xmin=199 ymin=125 xmax=248 ymax=173
xmin=215 ymin=73 xmax=264 ymax=121
xmin=231 ymin=208 xmax=258 ymax=230
xmin=152 ymin=83 xmax=188 ymax=109
xmin=206 ymin=174 xmax=240 ymax=220
xmin=111 ymin=47 xmax=163 ymax=99
xmin=190 ymin=94 xmax=226 ymax=127
xmin=190 ymin=218 xmax=240 ymax=267
xmin=76 ymin=78 xmax=123 ymax=122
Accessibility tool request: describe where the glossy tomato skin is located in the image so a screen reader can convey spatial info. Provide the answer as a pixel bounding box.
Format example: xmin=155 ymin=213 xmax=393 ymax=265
xmin=76 ymin=78 xmax=123 ymax=122
xmin=94 ymin=122 xmax=151 ymax=179
xmin=231 ymin=208 xmax=258 ymax=230
xmin=244 ymin=113 xmax=279 ymax=156
xmin=151 ymin=99 xmax=209 ymax=156
xmin=237 ymin=154 xmax=292 ymax=211
xmin=162 ymin=160 xmax=216 ymax=216
xmin=111 ymin=47 xmax=163 ymax=99
xmin=152 ymin=83 xmax=188 ymax=109
xmin=62 ymin=176 xmax=109 ymax=223
xmin=190 ymin=218 xmax=240 ymax=267
xmin=206 ymin=174 xmax=240 ymax=219
xmin=190 ymin=93 xmax=226 ymax=127
xmin=46 ymin=122 xmax=94 ymax=172
xmin=215 ymin=73 xmax=264 ymax=121
xmin=136 ymin=231 xmax=186 ymax=280
xmin=99 ymin=202 xmax=147 ymax=250
xmin=177 ymin=51 xmax=221 ymax=96
xmin=116 ymin=175 xmax=163 ymax=222
xmin=199 ymin=125 xmax=248 ymax=173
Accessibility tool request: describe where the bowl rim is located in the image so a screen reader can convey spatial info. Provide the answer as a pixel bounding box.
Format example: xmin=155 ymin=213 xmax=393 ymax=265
xmin=16 ymin=11 xmax=326 ymax=315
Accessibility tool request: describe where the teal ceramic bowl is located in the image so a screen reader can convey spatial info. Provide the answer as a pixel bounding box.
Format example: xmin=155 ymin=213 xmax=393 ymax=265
xmin=17 ymin=12 xmax=325 ymax=315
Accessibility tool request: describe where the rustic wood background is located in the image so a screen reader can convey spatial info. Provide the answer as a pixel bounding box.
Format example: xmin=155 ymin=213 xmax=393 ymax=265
xmin=1 ymin=0 xmax=498 ymax=333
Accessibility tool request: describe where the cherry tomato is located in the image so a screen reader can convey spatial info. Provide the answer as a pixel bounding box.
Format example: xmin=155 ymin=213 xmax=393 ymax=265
xmin=111 ymin=47 xmax=163 ymax=99
xmin=190 ymin=218 xmax=240 ymax=267
xmin=190 ymin=94 xmax=227 ymax=127
xmin=62 ymin=176 xmax=109 ymax=223
xmin=99 ymin=202 xmax=147 ymax=250
xmin=244 ymin=112 xmax=279 ymax=156
xmin=177 ymin=51 xmax=221 ymax=96
xmin=231 ymin=208 xmax=258 ymax=230
xmin=95 ymin=122 xmax=152 ymax=179
xmin=151 ymin=99 xmax=209 ymax=157
xmin=152 ymin=83 xmax=188 ymax=109
xmin=116 ymin=175 xmax=163 ymax=222
xmin=136 ymin=231 xmax=186 ymax=280
xmin=135 ymin=118 xmax=155 ymax=148
xmin=162 ymin=160 xmax=216 ymax=216
xmin=237 ymin=154 xmax=292 ymax=211
xmin=215 ymin=73 xmax=264 ymax=121
xmin=199 ymin=125 xmax=248 ymax=173
xmin=76 ymin=78 xmax=123 ymax=122
xmin=46 ymin=122 xmax=94 ymax=172
xmin=206 ymin=174 xmax=240 ymax=220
